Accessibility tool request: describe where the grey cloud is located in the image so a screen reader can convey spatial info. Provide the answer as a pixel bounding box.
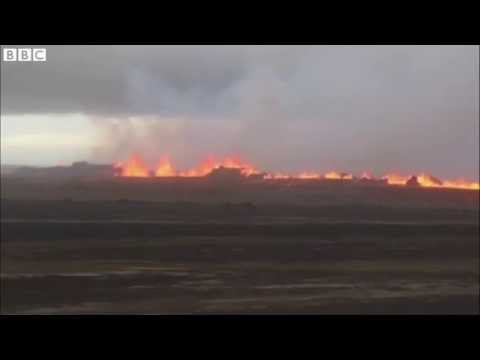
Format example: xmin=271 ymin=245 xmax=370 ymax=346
xmin=1 ymin=45 xmax=478 ymax=179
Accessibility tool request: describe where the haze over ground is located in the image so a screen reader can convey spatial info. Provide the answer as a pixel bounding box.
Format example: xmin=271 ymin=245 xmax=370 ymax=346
xmin=1 ymin=45 xmax=478 ymax=180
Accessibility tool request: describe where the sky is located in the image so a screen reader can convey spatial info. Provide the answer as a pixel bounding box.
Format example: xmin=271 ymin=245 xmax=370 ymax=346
xmin=1 ymin=45 xmax=478 ymax=179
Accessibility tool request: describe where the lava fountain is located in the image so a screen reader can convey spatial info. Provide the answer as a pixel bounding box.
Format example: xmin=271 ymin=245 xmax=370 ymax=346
xmin=114 ymin=153 xmax=479 ymax=191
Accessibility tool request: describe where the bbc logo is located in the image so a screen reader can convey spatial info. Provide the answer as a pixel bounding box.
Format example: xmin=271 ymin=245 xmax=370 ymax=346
xmin=2 ymin=48 xmax=47 ymax=62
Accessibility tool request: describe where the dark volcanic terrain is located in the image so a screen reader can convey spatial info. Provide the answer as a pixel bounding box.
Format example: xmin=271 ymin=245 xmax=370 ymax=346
xmin=1 ymin=177 xmax=478 ymax=314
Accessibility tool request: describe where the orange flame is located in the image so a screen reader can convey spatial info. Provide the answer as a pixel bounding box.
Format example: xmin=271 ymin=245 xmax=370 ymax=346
xmin=384 ymin=172 xmax=479 ymax=190
xmin=383 ymin=173 xmax=410 ymax=186
xmin=179 ymin=156 xmax=258 ymax=177
xmin=442 ymin=179 xmax=479 ymax=191
xmin=154 ymin=156 xmax=176 ymax=177
xmin=298 ymin=172 xmax=321 ymax=179
xmin=114 ymin=153 xmax=479 ymax=191
xmin=324 ymin=171 xmax=353 ymax=180
xmin=417 ymin=173 xmax=443 ymax=188
xmin=418 ymin=173 xmax=480 ymax=190
xmin=118 ymin=154 xmax=150 ymax=177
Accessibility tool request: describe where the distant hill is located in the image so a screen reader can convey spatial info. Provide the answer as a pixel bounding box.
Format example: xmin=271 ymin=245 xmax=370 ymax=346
xmin=1 ymin=165 xmax=25 ymax=175
xmin=2 ymin=162 xmax=118 ymax=178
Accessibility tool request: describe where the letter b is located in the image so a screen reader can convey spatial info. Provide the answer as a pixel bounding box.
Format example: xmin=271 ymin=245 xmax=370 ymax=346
xmin=3 ymin=48 xmax=17 ymax=61
xmin=18 ymin=48 xmax=32 ymax=61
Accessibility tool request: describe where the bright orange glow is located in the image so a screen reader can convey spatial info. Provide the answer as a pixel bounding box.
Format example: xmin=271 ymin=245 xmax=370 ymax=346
xmin=154 ymin=156 xmax=176 ymax=177
xmin=384 ymin=172 xmax=479 ymax=190
xmin=179 ymin=156 xmax=259 ymax=177
xmin=383 ymin=173 xmax=410 ymax=186
xmin=114 ymin=153 xmax=479 ymax=191
xmin=418 ymin=173 xmax=479 ymax=190
xmin=417 ymin=173 xmax=443 ymax=188
xmin=117 ymin=154 xmax=150 ymax=177
xmin=297 ymin=172 xmax=321 ymax=179
xmin=324 ymin=171 xmax=341 ymax=180
xmin=442 ymin=179 xmax=480 ymax=191
xmin=324 ymin=171 xmax=353 ymax=180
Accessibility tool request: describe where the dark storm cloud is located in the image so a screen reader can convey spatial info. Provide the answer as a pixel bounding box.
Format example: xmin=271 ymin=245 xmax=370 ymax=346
xmin=1 ymin=45 xmax=248 ymax=116
xmin=1 ymin=45 xmax=478 ymax=178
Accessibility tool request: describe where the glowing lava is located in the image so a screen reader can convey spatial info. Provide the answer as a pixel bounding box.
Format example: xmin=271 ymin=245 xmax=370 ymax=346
xmin=417 ymin=173 xmax=443 ymax=188
xmin=116 ymin=154 xmax=150 ymax=177
xmin=114 ymin=153 xmax=479 ymax=191
xmin=383 ymin=173 xmax=411 ymax=186
xmin=297 ymin=172 xmax=321 ymax=179
xmin=418 ymin=174 xmax=480 ymax=190
xmin=179 ymin=156 xmax=259 ymax=177
xmin=382 ymin=172 xmax=479 ymax=190
xmin=154 ymin=156 xmax=176 ymax=177
xmin=442 ymin=180 xmax=479 ymax=191
xmin=324 ymin=171 xmax=353 ymax=180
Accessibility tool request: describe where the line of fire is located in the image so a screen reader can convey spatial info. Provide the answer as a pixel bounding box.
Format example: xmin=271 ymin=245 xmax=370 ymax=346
xmin=7 ymin=153 xmax=479 ymax=191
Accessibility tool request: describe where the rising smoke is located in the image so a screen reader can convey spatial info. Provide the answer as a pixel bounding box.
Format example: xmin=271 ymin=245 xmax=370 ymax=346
xmin=1 ymin=45 xmax=478 ymax=179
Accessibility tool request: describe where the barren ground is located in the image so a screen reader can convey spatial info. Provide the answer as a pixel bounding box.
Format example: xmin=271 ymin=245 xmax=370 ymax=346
xmin=1 ymin=178 xmax=478 ymax=314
